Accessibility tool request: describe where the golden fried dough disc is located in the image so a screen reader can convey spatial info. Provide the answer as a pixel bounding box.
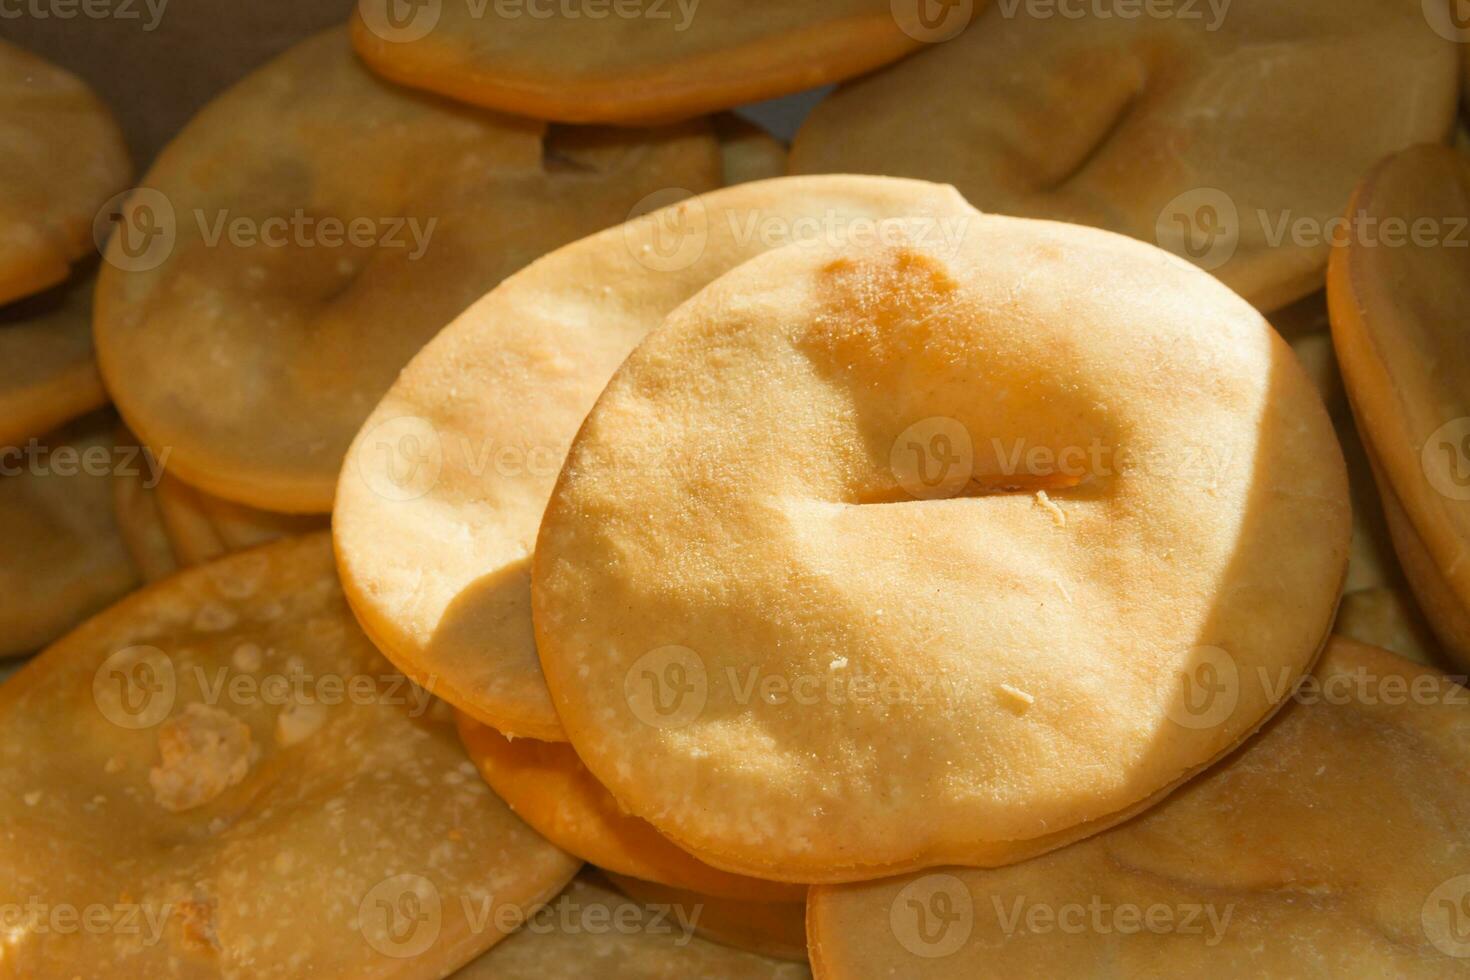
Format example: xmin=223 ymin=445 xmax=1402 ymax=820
xmin=1328 ymin=143 xmax=1470 ymax=665
xmin=534 ymin=217 xmax=1351 ymax=883
xmin=458 ymin=714 xmax=806 ymax=903
xmin=606 ymin=873 xmax=808 ymax=963
xmin=350 ymin=0 xmax=921 ymax=125
xmin=789 ymin=0 xmax=1459 ymax=313
xmin=452 ymin=876 xmax=809 ymax=979
xmin=110 ymin=437 xmax=178 ymax=583
xmin=0 ymin=39 xmax=130 ymax=307
xmin=334 ymin=175 xmax=976 ymax=742
xmin=0 ymin=413 xmax=139 ymax=658
xmin=0 ymin=534 xmax=580 ymax=976
xmin=95 ymin=29 xmax=721 ymax=515
xmin=808 ymin=639 xmax=1470 ymax=977
xmin=716 ymin=114 xmax=788 ymax=186
xmin=154 ymin=472 xmax=327 ymax=568
xmin=0 ymin=270 xmax=107 ymax=447
xmin=1336 ymin=588 xmax=1443 ymax=667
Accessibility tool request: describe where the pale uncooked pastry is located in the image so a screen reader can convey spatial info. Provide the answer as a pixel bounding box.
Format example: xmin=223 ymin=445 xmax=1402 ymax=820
xmin=335 ymin=176 xmax=978 ymax=742
xmin=606 ymin=873 xmax=809 ymax=963
xmin=0 ymin=534 xmax=580 ymax=976
xmin=458 ymin=714 xmax=805 ymax=902
xmin=451 ymin=876 xmax=808 ymax=979
xmin=1336 ymin=588 xmax=1443 ymax=667
xmin=1328 ymin=143 xmax=1470 ymax=666
xmin=0 ymin=39 xmax=130 ymax=306
xmin=808 ymin=640 xmax=1470 ymax=977
xmin=534 ymin=217 xmax=1350 ymax=882
xmin=790 ymin=0 xmax=1459 ymax=313
xmin=716 ymin=114 xmax=788 ymax=186
xmin=154 ymin=472 xmax=326 ymax=568
xmin=0 ymin=271 xmax=107 ymax=448
xmin=0 ymin=413 xmax=139 ymax=658
xmin=110 ymin=434 xmax=178 ymax=583
xmin=351 ymin=0 xmax=920 ymax=124
xmin=95 ymin=28 xmax=721 ymax=514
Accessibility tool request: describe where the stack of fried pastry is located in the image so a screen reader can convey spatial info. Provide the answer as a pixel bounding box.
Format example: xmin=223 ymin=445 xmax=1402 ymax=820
xmin=2 ymin=3 xmax=1468 ymax=976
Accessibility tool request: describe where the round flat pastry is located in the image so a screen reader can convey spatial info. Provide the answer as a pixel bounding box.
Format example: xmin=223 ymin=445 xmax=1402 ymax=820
xmin=807 ymin=639 xmax=1470 ymax=977
xmin=451 ymin=876 xmax=808 ymax=979
xmin=154 ymin=472 xmax=327 ymax=568
xmin=0 ymin=39 xmax=131 ymax=307
xmin=789 ymin=0 xmax=1459 ymax=313
xmin=1328 ymin=143 xmax=1470 ymax=666
xmin=533 ymin=217 xmax=1351 ymax=883
xmin=0 ymin=413 xmax=140 ymax=659
xmin=110 ymin=437 xmax=178 ymax=583
xmin=95 ymin=27 xmax=721 ymax=514
xmin=715 ymin=114 xmax=788 ymax=186
xmin=0 ymin=534 xmax=580 ymax=976
xmin=334 ymin=175 xmax=978 ymax=743
xmin=350 ymin=0 xmax=921 ymax=124
xmin=0 ymin=270 xmax=107 ymax=448
xmin=458 ymin=714 xmax=806 ymax=902
xmin=606 ymin=873 xmax=809 ymax=963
